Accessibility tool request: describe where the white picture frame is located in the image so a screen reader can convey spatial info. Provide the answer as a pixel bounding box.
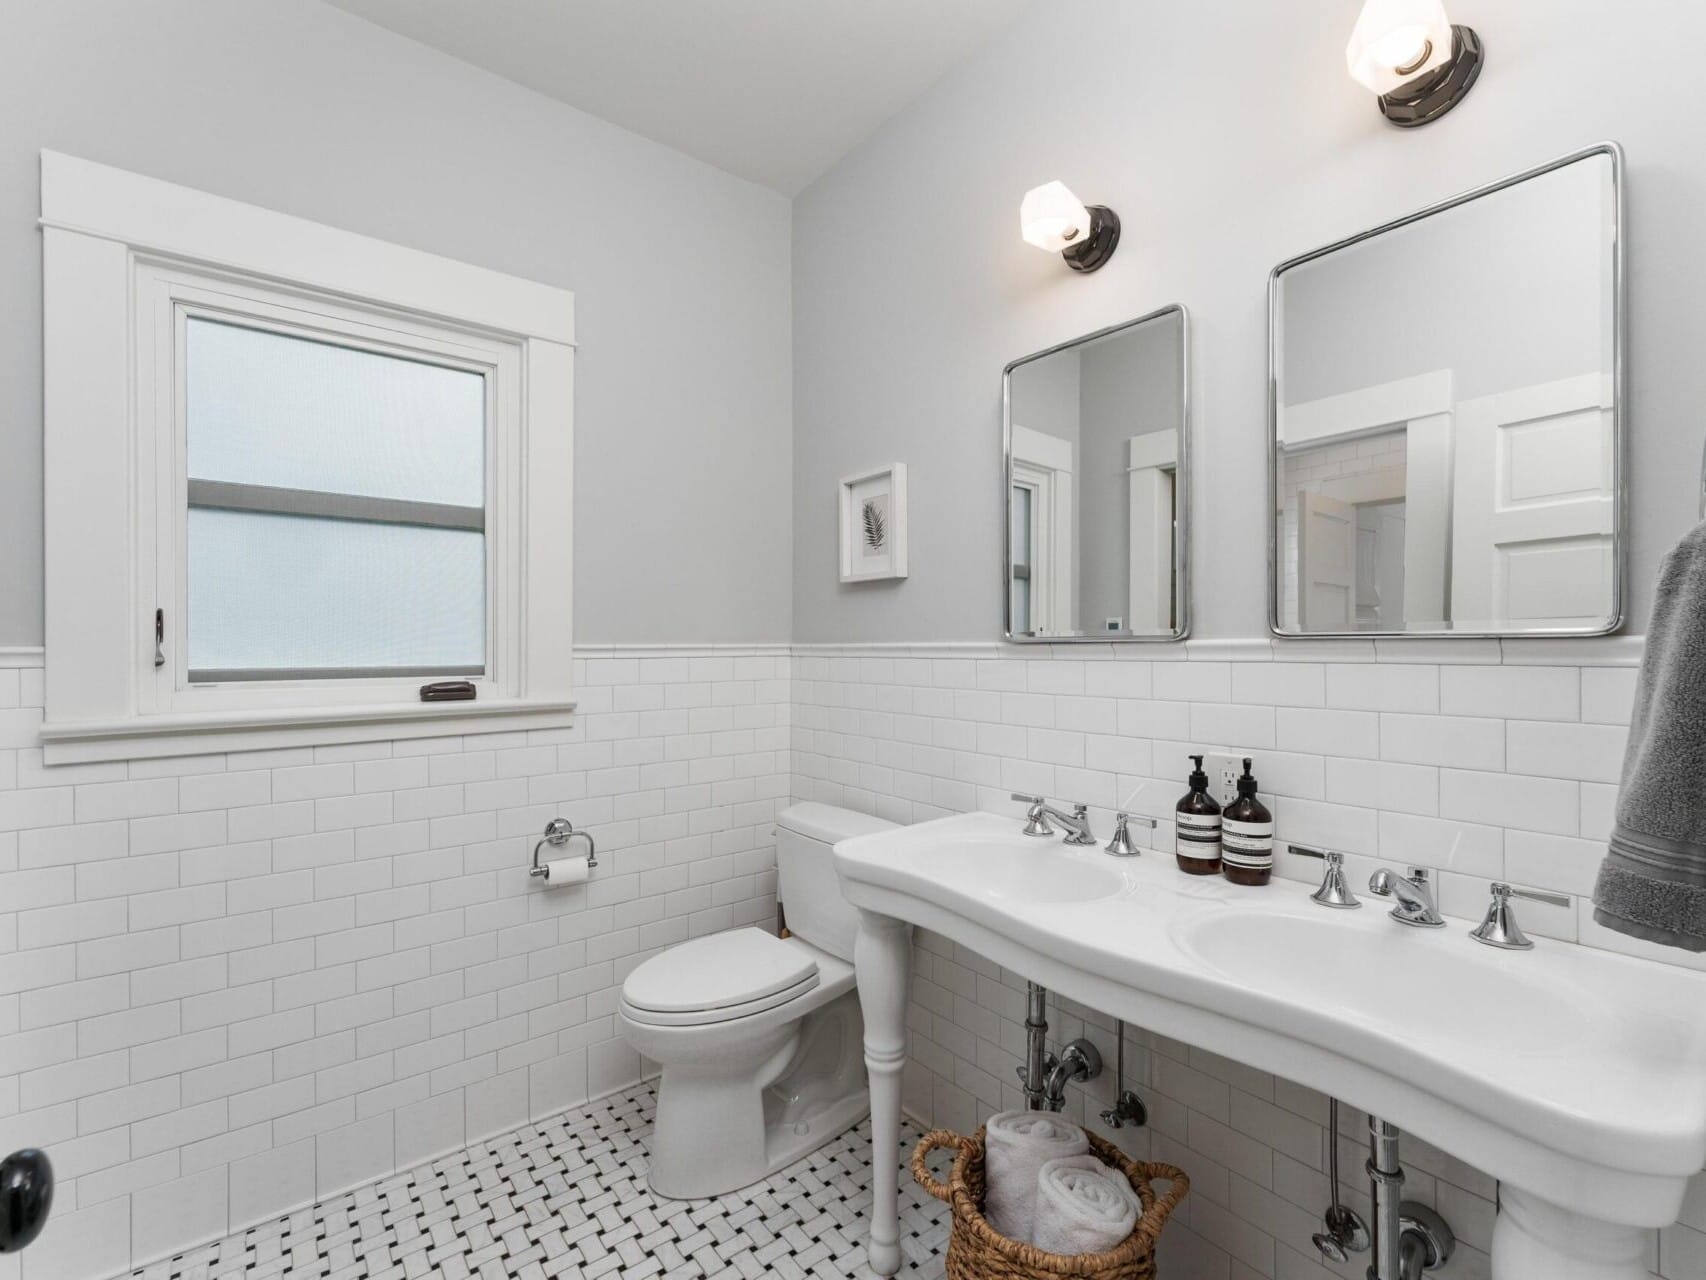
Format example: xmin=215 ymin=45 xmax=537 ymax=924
xmin=839 ymin=463 xmax=909 ymax=582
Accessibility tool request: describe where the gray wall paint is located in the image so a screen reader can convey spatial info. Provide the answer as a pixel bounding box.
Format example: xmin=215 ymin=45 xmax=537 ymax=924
xmin=0 ymin=0 xmax=793 ymax=646
xmin=792 ymin=0 xmax=1703 ymax=642
xmin=1280 ymin=153 xmax=1611 ymax=407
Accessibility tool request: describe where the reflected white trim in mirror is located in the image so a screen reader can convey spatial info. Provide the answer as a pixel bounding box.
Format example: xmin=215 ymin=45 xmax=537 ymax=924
xmin=1010 ymin=425 xmax=1074 ymax=635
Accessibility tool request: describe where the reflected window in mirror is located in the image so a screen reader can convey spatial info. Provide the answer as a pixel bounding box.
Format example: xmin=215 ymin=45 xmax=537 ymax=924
xmin=1004 ymin=305 xmax=1189 ymax=642
xmin=1270 ymin=145 xmax=1623 ymax=638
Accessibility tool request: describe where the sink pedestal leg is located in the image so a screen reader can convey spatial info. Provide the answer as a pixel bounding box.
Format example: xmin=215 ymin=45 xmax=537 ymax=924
xmin=855 ymin=909 xmax=912 ymax=1278
xmin=1493 ymin=1186 xmax=1647 ymax=1280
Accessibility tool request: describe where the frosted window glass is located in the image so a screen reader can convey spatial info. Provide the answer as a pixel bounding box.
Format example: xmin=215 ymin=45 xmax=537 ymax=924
xmin=187 ymin=509 xmax=484 ymax=679
xmin=186 ymin=318 xmax=485 ymax=508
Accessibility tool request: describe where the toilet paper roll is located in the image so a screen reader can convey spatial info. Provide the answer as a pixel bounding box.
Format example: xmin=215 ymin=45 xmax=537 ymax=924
xmin=540 ymin=858 xmax=590 ymax=885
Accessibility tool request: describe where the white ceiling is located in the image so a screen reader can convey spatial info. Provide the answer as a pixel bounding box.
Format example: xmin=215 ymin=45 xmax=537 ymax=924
xmin=326 ymin=0 xmax=1036 ymax=195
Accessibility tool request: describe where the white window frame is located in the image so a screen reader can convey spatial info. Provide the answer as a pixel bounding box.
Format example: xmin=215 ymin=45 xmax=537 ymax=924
xmin=40 ymin=151 xmax=575 ymax=763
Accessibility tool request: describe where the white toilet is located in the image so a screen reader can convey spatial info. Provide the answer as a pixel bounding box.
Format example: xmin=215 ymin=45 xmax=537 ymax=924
xmin=618 ymin=802 xmax=895 ymax=1199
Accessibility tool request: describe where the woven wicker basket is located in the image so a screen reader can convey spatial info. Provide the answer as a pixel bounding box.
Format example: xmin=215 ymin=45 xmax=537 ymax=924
xmin=911 ymin=1126 xmax=1188 ymax=1280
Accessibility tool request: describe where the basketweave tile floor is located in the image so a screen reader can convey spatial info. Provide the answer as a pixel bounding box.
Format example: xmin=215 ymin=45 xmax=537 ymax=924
xmin=122 ymin=1083 xmax=951 ymax=1279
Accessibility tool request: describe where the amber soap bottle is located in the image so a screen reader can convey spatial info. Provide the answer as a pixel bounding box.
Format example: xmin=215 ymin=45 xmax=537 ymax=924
xmin=1221 ymin=758 xmax=1274 ymax=886
xmin=1175 ymin=754 xmax=1223 ymax=876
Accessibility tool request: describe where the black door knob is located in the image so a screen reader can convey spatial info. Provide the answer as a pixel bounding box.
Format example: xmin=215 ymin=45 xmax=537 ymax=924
xmin=0 ymin=1149 xmax=53 ymax=1253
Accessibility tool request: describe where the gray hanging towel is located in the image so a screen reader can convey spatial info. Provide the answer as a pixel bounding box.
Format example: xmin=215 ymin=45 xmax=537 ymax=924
xmin=1593 ymin=522 xmax=1706 ymax=951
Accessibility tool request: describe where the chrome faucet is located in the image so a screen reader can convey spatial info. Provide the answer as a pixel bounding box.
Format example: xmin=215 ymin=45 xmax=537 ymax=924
xmin=1011 ymin=793 xmax=1097 ymax=846
xmin=1368 ymin=867 xmax=1445 ymax=928
xmin=1290 ymin=844 xmax=1361 ymax=909
xmin=1469 ymin=883 xmax=1571 ymax=950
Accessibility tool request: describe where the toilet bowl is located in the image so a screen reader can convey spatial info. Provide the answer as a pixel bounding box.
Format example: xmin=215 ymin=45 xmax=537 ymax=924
xmin=618 ymin=802 xmax=896 ymax=1199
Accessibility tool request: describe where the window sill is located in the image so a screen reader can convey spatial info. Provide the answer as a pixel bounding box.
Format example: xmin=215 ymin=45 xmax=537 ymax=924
xmin=39 ymin=697 xmax=578 ymax=765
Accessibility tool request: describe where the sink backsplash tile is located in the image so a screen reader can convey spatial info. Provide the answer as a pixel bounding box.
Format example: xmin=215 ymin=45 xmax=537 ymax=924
xmin=791 ymin=638 xmax=1705 ymax=1280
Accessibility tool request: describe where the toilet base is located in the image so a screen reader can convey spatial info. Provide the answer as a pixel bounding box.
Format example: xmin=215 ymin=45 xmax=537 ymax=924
xmin=637 ymin=987 xmax=869 ymax=1200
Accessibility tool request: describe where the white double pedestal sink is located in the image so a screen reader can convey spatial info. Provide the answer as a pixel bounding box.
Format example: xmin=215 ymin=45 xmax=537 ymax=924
xmin=833 ymin=811 xmax=1706 ymax=1280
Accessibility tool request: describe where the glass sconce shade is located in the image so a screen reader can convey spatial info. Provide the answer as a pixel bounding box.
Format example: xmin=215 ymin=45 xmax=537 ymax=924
xmin=1346 ymin=0 xmax=1454 ymax=96
xmin=1020 ymin=181 xmax=1093 ymax=253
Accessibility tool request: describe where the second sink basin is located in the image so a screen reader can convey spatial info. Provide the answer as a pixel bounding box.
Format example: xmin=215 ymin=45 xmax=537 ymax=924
xmin=1174 ymin=908 xmax=1601 ymax=1052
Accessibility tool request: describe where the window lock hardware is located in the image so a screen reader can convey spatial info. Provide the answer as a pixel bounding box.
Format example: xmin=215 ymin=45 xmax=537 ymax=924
xmin=420 ymin=680 xmax=477 ymax=702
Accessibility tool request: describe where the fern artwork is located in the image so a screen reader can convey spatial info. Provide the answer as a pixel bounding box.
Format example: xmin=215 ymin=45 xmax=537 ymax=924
xmin=839 ymin=464 xmax=908 ymax=583
xmin=861 ymin=497 xmax=887 ymax=552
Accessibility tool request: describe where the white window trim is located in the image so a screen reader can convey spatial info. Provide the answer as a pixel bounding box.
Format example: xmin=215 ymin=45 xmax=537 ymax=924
xmin=40 ymin=151 xmax=575 ymax=763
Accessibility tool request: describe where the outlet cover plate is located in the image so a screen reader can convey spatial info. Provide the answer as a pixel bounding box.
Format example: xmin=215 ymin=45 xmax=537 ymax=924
xmin=1203 ymin=752 xmax=1244 ymax=808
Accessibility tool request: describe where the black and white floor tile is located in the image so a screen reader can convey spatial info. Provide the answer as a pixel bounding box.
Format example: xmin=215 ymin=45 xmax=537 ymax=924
xmin=124 ymin=1084 xmax=951 ymax=1279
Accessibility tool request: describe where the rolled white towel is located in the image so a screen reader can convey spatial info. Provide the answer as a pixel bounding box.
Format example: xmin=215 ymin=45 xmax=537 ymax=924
xmin=1031 ymin=1153 xmax=1141 ymax=1257
xmin=982 ymin=1110 xmax=1089 ymax=1244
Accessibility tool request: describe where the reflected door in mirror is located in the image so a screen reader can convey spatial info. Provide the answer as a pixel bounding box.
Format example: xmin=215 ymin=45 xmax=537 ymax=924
xmin=1005 ymin=306 xmax=1189 ymax=641
xmin=1271 ymin=146 xmax=1621 ymax=637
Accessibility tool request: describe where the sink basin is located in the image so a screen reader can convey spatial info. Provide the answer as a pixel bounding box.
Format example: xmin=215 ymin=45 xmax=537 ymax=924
xmin=927 ymin=840 xmax=1122 ymax=904
xmin=1174 ymin=909 xmax=1602 ymax=1052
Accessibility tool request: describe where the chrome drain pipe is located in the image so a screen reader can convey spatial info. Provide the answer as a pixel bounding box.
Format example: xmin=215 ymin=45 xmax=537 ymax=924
xmin=1022 ymin=982 xmax=1050 ymax=1110
xmin=1367 ymin=1117 xmax=1406 ymax=1280
xmin=1364 ymin=1114 xmax=1456 ymax=1280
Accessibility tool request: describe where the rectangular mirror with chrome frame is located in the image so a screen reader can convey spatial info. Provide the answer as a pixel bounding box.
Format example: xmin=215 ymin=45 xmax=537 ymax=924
xmin=1269 ymin=143 xmax=1624 ymax=638
xmin=1004 ymin=305 xmax=1189 ymax=642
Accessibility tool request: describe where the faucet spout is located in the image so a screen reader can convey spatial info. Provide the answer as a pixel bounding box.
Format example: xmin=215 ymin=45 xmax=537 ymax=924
xmin=1368 ymin=868 xmax=1445 ymax=928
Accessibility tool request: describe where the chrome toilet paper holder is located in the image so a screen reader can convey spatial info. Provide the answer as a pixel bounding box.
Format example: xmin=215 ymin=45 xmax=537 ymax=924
xmin=529 ymin=817 xmax=597 ymax=876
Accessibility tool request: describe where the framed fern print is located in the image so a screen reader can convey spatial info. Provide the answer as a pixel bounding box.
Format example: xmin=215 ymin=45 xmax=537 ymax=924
xmin=839 ymin=463 xmax=908 ymax=583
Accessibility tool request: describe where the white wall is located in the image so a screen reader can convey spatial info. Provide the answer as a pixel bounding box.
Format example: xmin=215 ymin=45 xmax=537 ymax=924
xmin=0 ymin=0 xmax=794 ymax=645
xmin=2 ymin=647 xmax=789 ymax=1279
xmin=791 ymin=0 xmax=1706 ymax=642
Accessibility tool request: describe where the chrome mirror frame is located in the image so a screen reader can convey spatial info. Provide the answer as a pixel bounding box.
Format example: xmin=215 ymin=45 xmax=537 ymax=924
xmin=1002 ymin=304 xmax=1191 ymax=644
xmin=1266 ymin=142 xmax=1626 ymax=640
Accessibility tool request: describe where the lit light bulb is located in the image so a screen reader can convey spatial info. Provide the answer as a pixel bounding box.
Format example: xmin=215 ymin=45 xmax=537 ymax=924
xmin=1346 ymin=0 xmax=1453 ymax=96
xmin=1020 ymin=181 xmax=1092 ymax=254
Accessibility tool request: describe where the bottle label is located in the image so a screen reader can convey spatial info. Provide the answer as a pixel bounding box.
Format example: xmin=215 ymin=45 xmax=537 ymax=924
xmin=1221 ymin=817 xmax=1274 ymax=869
xmin=1175 ymin=811 xmax=1222 ymax=858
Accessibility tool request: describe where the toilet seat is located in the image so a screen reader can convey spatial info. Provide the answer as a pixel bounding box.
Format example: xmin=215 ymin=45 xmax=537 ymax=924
xmin=621 ymin=927 xmax=821 ymax=1028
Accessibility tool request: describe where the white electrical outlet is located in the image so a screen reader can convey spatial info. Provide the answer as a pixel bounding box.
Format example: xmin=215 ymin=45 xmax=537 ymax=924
xmin=1202 ymin=752 xmax=1245 ymax=808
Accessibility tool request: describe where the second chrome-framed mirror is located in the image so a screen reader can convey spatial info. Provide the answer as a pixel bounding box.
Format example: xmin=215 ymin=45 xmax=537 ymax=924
xmin=1270 ymin=143 xmax=1624 ymax=638
xmin=1004 ymin=305 xmax=1189 ymax=642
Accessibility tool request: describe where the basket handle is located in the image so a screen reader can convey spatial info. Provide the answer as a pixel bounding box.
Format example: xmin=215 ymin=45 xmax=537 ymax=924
xmin=1135 ymin=1162 xmax=1191 ymax=1237
xmin=910 ymin=1129 xmax=968 ymax=1204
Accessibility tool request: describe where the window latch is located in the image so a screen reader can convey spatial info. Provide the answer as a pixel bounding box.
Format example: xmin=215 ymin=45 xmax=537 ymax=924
xmin=154 ymin=608 xmax=165 ymax=669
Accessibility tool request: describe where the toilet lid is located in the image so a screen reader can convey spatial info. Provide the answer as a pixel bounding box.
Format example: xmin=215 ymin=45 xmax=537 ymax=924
xmin=622 ymin=927 xmax=820 ymax=1015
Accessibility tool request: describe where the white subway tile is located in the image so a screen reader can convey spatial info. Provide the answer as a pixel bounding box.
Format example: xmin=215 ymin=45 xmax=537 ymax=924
xmin=1439 ymin=666 xmax=1579 ymax=722
xmin=1506 ymin=720 xmax=1627 ymax=784
xmin=1581 ymin=667 xmax=1638 ymax=726
xmin=1440 ymin=769 xmax=1579 ymax=837
xmin=1275 ymin=708 xmax=1378 ymax=758
xmin=1378 ymin=714 xmax=1503 ymax=770
xmin=1326 ymin=665 xmax=1439 ymax=713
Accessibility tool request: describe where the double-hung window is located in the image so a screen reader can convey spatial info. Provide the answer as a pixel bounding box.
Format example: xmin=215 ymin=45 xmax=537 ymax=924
xmin=41 ymin=152 xmax=575 ymax=761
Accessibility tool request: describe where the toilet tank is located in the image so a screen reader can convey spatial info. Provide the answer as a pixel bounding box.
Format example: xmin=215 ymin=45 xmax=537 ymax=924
xmin=775 ymin=802 xmax=897 ymax=962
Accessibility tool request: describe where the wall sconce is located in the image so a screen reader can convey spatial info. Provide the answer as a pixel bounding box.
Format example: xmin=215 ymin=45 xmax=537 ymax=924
xmin=1019 ymin=181 xmax=1120 ymax=273
xmin=1346 ymin=0 xmax=1483 ymax=128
